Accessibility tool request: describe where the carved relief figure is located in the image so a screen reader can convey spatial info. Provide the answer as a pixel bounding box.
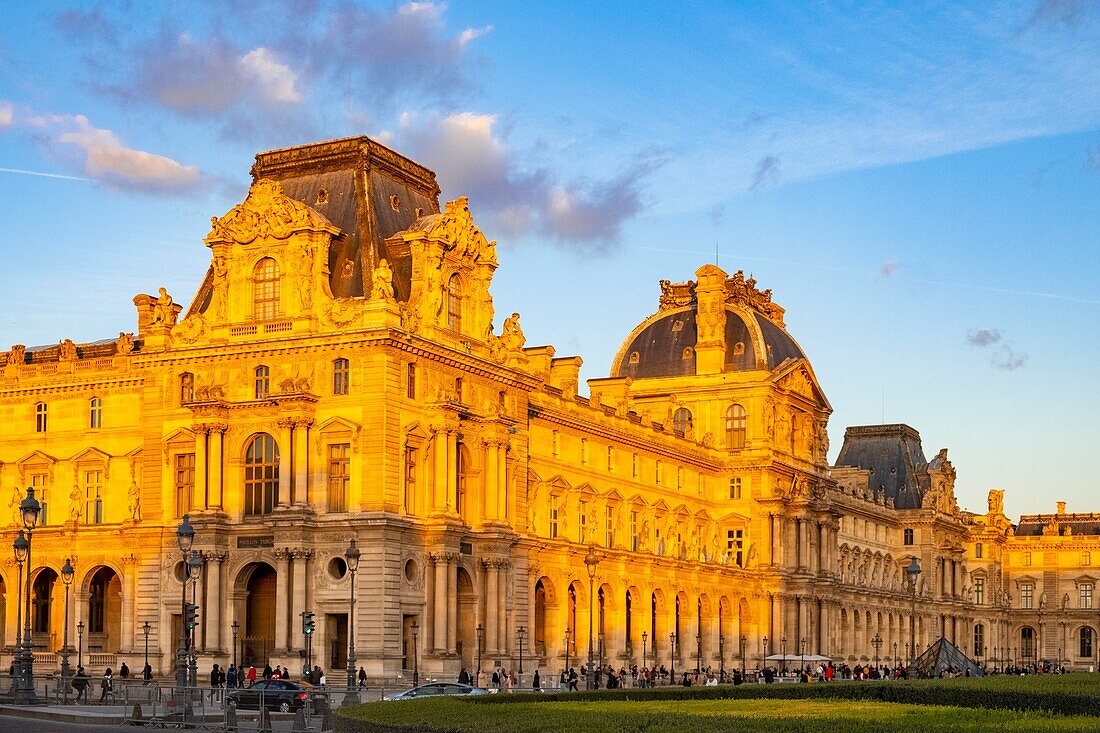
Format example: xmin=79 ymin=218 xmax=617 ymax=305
xmin=422 ymin=263 xmax=443 ymax=322
xmin=69 ymin=485 xmax=82 ymax=522
xmin=372 ymin=258 xmax=396 ymax=301
xmin=987 ymin=489 xmax=1004 ymax=515
xmin=117 ymin=332 xmax=135 ymax=355
xmin=9 ymin=486 xmax=21 ymax=525
xmin=9 ymin=344 xmax=26 ymax=365
xmin=59 ymin=338 xmax=78 ymax=361
xmin=128 ymin=482 xmax=141 ymax=521
xmin=212 ymin=255 xmax=229 ymax=318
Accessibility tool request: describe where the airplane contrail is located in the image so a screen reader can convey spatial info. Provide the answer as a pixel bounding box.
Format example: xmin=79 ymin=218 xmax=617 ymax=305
xmin=0 ymin=167 xmax=90 ymax=182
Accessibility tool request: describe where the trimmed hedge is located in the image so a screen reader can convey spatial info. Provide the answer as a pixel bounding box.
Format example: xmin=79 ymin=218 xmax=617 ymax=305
xmin=470 ymin=678 xmax=1100 ymax=716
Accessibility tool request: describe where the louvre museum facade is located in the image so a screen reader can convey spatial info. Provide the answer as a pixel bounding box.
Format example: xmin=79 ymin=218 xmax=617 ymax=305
xmin=0 ymin=136 xmax=1096 ymax=681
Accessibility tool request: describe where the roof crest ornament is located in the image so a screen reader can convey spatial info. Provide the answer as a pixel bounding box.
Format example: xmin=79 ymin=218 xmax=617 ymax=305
xmin=656 ymin=270 xmax=785 ymax=327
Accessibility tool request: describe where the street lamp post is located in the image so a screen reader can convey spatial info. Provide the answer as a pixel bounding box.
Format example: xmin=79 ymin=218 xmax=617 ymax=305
xmin=904 ymin=642 xmax=909 ymax=668
xmin=517 ymin=626 xmax=526 ymax=675
xmin=175 ymin=515 xmax=195 ymax=692
xmin=10 ymin=531 xmax=27 ymax=696
xmin=231 ymin=621 xmax=239 ymax=671
xmin=669 ymin=632 xmax=676 ymax=684
xmin=187 ymin=553 xmax=202 ymax=687
xmin=641 ymin=631 xmax=647 ymax=675
xmin=872 ymin=634 xmax=883 ymax=673
xmin=719 ymin=632 xmax=726 ymax=678
xmin=695 ymin=632 xmax=702 ymax=675
xmin=77 ymin=622 xmax=85 ymax=670
xmin=583 ymin=546 xmax=600 ymax=691
xmin=800 ymin=637 xmax=807 ymax=677
xmin=341 ymin=538 xmax=361 ymax=707
xmin=564 ymin=628 xmax=572 ymax=688
xmin=476 ymin=624 xmax=484 ymax=687
xmin=411 ymin=621 xmax=420 ymax=687
xmin=15 ymin=487 xmax=42 ymax=705
xmin=739 ymin=635 xmax=747 ymax=677
xmin=780 ymin=636 xmax=787 ymax=675
xmin=142 ymin=621 xmax=151 ymax=681
xmin=762 ymin=635 xmax=769 ymax=671
xmin=60 ymin=557 xmax=75 ymax=704
xmin=907 ymin=557 xmax=921 ymax=670
xmin=892 ymin=641 xmax=898 ymax=669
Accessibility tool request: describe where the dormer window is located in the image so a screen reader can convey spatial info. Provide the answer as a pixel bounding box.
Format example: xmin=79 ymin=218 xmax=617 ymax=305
xmin=629 ymin=351 xmax=640 ymax=364
xmin=255 ymin=365 xmax=271 ymax=400
xmin=446 ymin=274 xmax=462 ymax=331
xmin=180 ymin=373 xmax=194 ymax=404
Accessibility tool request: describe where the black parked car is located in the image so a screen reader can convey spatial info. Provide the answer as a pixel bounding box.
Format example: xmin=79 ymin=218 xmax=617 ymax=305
xmin=227 ymin=680 xmax=326 ymax=713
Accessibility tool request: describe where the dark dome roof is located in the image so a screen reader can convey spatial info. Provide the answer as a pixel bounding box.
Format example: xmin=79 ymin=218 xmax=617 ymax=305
xmin=613 ymin=306 xmax=805 ymax=379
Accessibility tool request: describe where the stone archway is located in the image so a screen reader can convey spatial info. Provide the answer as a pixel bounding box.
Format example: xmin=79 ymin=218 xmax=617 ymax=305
xmin=455 ymin=566 xmax=476 ymax=670
xmin=238 ymin=562 xmax=276 ymax=667
xmin=86 ymin=567 xmax=122 ymax=654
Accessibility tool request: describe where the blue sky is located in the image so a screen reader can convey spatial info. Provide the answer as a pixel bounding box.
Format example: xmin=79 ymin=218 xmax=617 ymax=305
xmin=1 ymin=1 xmax=1098 ymax=519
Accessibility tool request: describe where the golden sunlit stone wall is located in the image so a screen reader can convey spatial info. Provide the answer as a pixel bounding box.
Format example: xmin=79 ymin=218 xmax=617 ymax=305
xmin=0 ymin=137 xmax=1095 ymax=682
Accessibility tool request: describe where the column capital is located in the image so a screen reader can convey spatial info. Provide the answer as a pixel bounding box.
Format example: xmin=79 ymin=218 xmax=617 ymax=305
xmin=277 ymin=417 xmax=297 ymax=430
xmin=294 ymin=417 xmax=315 ymax=429
xmin=290 ymin=548 xmax=314 ymax=560
xmin=273 ymin=547 xmax=292 ymax=561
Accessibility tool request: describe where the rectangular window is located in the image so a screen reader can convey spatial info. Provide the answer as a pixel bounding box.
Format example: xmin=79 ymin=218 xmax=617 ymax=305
xmin=404 ymin=447 xmax=417 ymax=515
xmin=30 ymin=473 xmax=48 ymax=526
xmin=974 ymin=577 xmax=984 ymax=605
xmin=407 ymin=364 xmax=417 ymax=400
xmin=973 ymin=624 xmax=984 ymax=658
xmin=35 ymin=403 xmax=47 ymax=433
xmin=175 ymin=453 xmax=195 ymax=518
xmin=552 ymin=431 xmax=560 ymax=458
xmin=1021 ymin=582 xmax=1034 ymax=610
xmin=84 ymin=470 xmax=103 ymax=524
xmin=549 ymin=496 xmax=559 ymax=539
xmin=328 ymin=443 xmax=350 ymax=513
xmin=581 ymin=439 xmax=588 ymax=465
xmin=1084 ymin=551 xmax=1092 ymax=566
xmin=630 ymin=511 xmax=638 ymax=552
xmin=655 ymin=461 xmax=661 ymax=486
xmin=578 ymin=501 xmax=587 ymax=543
xmin=903 ymin=528 xmax=914 ymax=545
xmin=605 ymin=506 xmax=614 ymax=548
xmin=632 ymin=453 xmax=638 ymax=478
xmin=332 ymin=359 xmax=350 ymax=395
xmin=1081 ymin=583 xmax=1094 ymax=610
xmin=727 ymin=528 xmax=744 ymax=567
xmin=89 ymin=398 xmax=103 ymax=429
xmin=607 ymin=446 xmax=614 ymax=472
xmin=975 ymin=542 xmax=983 ymax=559
xmin=454 ymin=377 xmax=463 ymax=402
xmin=677 ymin=467 xmax=682 ymax=490
xmin=1023 ymin=552 xmax=1032 ymax=567
xmin=729 ymin=477 xmax=742 ymax=500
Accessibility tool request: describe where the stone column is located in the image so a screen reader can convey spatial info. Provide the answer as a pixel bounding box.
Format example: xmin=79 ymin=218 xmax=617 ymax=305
xmin=496 ymin=561 xmax=508 ymax=657
xmin=205 ymin=552 xmax=224 ymax=652
xmin=277 ymin=420 xmax=294 ymax=508
xmin=274 ymin=548 xmax=291 ymax=651
xmin=445 ymin=432 xmax=458 ymax=513
xmin=294 ymin=420 xmax=312 ymax=507
xmin=483 ymin=442 xmax=498 ymax=521
xmin=432 ymin=431 xmax=447 ymax=512
xmin=433 ymin=555 xmax=448 ymax=652
xmin=497 ymin=443 xmax=508 ymax=520
xmin=424 ymin=557 xmax=436 ymax=652
xmin=208 ymin=426 xmax=224 ymax=510
xmin=484 ymin=561 xmax=499 ymax=652
xmin=120 ymin=554 xmax=138 ymax=651
xmin=194 ymin=427 xmax=208 ymax=511
xmin=446 ymin=556 xmax=458 ymax=652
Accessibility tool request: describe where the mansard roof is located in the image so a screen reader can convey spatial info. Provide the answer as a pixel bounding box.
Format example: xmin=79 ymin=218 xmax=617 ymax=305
xmin=833 ymin=424 xmax=928 ymax=510
xmin=1015 ymin=513 xmax=1100 ymax=536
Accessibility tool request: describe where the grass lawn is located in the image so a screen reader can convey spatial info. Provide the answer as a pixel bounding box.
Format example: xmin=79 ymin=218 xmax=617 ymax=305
xmin=336 ymin=696 xmax=1100 ymax=733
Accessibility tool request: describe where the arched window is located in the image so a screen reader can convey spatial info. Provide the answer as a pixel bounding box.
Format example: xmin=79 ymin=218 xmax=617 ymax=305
xmin=35 ymin=402 xmax=47 ymax=433
xmin=1080 ymin=627 xmax=1094 ymax=658
xmin=180 ymin=373 xmax=194 ymax=404
xmin=625 ymin=590 xmax=633 ymax=653
xmin=89 ymin=397 xmax=102 ymax=429
xmin=254 ymin=365 xmax=270 ymax=400
xmin=973 ymin=623 xmax=984 ymax=658
xmin=244 ymin=434 xmax=279 ymax=515
xmin=332 ymin=358 xmax=350 ymax=395
xmin=32 ymin=571 xmax=55 ymax=634
xmin=567 ymin=583 xmax=578 ymax=655
xmin=446 ymin=274 xmax=462 ymax=331
xmin=534 ymin=580 xmax=547 ymax=654
xmin=1020 ymin=627 xmax=1035 ymax=660
xmin=253 ymin=257 xmax=280 ymax=320
xmin=672 ymin=408 xmax=692 ymax=435
xmin=725 ymin=404 xmax=747 ymax=449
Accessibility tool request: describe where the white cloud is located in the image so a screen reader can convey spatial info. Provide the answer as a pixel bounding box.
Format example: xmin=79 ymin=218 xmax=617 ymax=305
xmin=398 ymin=2 xmax=446 ymax=22
xmin=53 ymin=115 xmax=200 ymax=191
xmin=239 ymin=47 xmax=301 ymax=104
xmin=459 ymin=25 xmax=494 ymax=46
xmin=0 ymin=101 xmax=12 ymax=128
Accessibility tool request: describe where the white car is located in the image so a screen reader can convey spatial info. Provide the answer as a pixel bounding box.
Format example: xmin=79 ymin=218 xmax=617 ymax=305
xmin=383 ymin=683 xmax=490 ymax=701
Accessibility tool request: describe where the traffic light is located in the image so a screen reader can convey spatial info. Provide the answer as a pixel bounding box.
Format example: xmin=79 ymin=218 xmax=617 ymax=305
xmin=301 ymin=611 xmax=316 ymax=636
xmin=185 ymin=603 xmax=200 ymax=630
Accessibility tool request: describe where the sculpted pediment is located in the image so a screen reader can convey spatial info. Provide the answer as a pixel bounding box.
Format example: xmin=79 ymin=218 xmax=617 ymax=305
xmin=205 ymin=179 xmax=339 ymax=245
xmin=773 ymin=360 xmax=832 ymax=409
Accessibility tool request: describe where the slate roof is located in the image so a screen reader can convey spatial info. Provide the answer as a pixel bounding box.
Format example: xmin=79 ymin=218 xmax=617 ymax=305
xmin=1014 ymin=514 xmax=1100 ymax=536
xmin=833 ymin=424 xmax=928 ymax=510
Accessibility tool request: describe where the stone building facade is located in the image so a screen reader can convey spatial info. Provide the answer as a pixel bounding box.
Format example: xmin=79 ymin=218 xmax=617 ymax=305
xmin=0 ymin=136 xmax=1095 ymax=680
